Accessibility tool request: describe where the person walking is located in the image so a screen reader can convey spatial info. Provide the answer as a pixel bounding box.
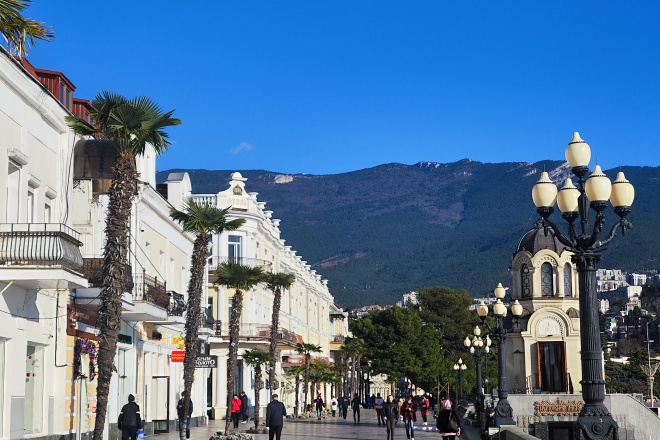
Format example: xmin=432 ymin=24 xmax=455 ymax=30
xmin=176 ymin=391 xmax=193 ymax=439
xmin=420 ymin=395 xmax=430 ymax=426
xmin=340 ymin=394 xmax=350 ymax=419
xmin=374 ymin=393 xmax=385 ymax=425
xmin=482 ymin=407 xmax=500 ymax=440
xmin=240 ymin=390 xmax=249 ymax=423
xmin=266 ymin=393 xmax=287 ymax=440
xmin=231 ymin=394 xmax=242 ymax=428
xmin=401 ymin=395 xmax=417 ymax=440
xmin=383 ymin=394 xmax=399 ymax=440
xmin=314 ymin=393 xmax=325 ymax=420
xmin=351 ymin=393 xmax=361 ymax=424
xmin=118 ymin=394 xmax=142 ymax=440
xmin=330 ymin=396 xmax=338 ymax=417
xmin=436 ymin=399 xmax=461 ymax=439
xmin=397 ymin=398 xmax=404 ymax=421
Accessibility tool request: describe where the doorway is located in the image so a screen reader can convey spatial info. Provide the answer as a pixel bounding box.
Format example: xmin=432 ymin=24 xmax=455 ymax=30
xmin=151 ymin=376 xmax=170 ymax=433
xmin=537 ymin=342 xmax=566 ymax=392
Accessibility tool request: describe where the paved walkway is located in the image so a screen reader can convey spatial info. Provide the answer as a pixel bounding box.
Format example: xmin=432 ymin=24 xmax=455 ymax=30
xmin=153 ymin=409 xmax=482 ymax=440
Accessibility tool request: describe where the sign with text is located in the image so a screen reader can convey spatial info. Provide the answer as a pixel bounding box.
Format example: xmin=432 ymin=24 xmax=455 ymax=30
xmin=171 ymin=351 xmax=185 ymax=363
xmin=195 ymin=355 xmax=218 ymax=368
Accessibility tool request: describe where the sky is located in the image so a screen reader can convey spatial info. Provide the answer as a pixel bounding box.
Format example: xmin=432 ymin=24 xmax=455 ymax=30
xmin=23 ymin=1 xmax=660 ymax=175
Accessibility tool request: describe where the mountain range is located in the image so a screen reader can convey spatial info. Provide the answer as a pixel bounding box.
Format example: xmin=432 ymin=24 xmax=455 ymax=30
xmin=156 ymin=161 xmax=660 ymax=308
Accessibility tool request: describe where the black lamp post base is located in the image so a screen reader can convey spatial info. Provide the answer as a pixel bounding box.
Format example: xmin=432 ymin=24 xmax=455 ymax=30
xmin=494 ymin=398 xmax=515 ymax=426
xmin=575 ymin=412 xmax=619 ymax=440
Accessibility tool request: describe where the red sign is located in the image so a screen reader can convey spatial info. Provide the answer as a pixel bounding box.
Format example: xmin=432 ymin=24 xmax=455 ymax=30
xmin=171 ymin=351 xmax=185 ymax=362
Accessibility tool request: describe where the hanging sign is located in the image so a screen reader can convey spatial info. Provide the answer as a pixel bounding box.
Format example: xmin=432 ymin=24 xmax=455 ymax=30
xmin=195 ymin=355 xmax=218 ymax=368
xmin=171 ymin=351 xmax=185 ymax=362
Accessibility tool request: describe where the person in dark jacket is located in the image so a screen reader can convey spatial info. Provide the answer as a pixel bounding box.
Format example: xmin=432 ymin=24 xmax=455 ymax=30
xmin=436 ymin=399 xmax=461 ymax=439
xmin=266 ymin=393 xmax=287 ymax=440
xmin=400 ymin=396 xmax=417 ymax=440
xmin=240 ymin=391 xmax=249 ymax=422
xmin=314 ymin=393 xmax=324 ymax=420
xmin=176 ymin=391 xmax=193 ymax=439
xmin=340 ymin=395 xmax=350 ymax=419
xmin=382 ymin=394 xmax=399 ymax=440
xmin=482 ymin=407 xmax=500 ymax=440
xmin=118 ymin=394 xmax=142 ymax=440
xmin=351 ymin=393 xmax=361 ymax=424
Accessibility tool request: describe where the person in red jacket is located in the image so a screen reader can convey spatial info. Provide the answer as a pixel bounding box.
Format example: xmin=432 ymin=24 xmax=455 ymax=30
xmin=400 ymin=395 xmax=417 ymax=440
xmin=420 ymin=395 xmax=430 ymax=425
xmin=231 ymin=394 xmax=242 ymax=428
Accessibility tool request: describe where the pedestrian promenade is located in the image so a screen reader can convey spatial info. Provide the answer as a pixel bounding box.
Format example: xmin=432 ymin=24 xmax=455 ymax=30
xmin=153 ymin=408 xmax=482 ymax=440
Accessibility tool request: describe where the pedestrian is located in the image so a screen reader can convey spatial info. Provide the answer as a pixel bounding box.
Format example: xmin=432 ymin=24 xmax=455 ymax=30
xmin=397 ymin=398 xmax=404 ymax=421
xmin=366 ymin=395 xmax=372 ymax=409
xmin=266 ymin=393 xmax=287 ymax=440
xmin=351 ymin=393 xmax=361 ymax=424
xmin=340 ymin=394 xmax=350 ymax=419
xmin=315 ymin=393 xmax=324 ymax=420
xmin=401 ymin=395 xmax=417 ymax=440
xmin=240 ymin=390 xmax=249 ymax=423
xmin=231 ymin=394 xmax=242 ymax=428
xmin=370 ymin=394 xmax=376 ymax=409
xmin=436 ymin=399 xmax=461 ymax=439
xmin=176 ymin=391 xmax=193 ymax=439
xmin=118 ymin=394 xmax=142 ymax=440
xmin=482 ymin=407 xmax=500 ymax=440
xmin=331 ymin=396 xmax=338 ymax=417
xmin=383 ymin=394 xmax=399 ymax=440
xmin=374 ymin=392 xmax=385 ymax=425
xmin=420 ymin=395 xmax=430 ymax=426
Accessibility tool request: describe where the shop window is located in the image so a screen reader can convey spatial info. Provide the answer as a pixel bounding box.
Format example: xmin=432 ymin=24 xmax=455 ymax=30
xmin=25 ymin=344 xmax=44 ymax=434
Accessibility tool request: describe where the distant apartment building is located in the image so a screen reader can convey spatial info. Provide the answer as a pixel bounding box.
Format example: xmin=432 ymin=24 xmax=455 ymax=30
xmin=596 ymin=268 xmax=628 ymax=292
xmin=627 ymin=273 xmax=647 ymax=286
xmin=600 ymin=299 xmax=610 ymax=314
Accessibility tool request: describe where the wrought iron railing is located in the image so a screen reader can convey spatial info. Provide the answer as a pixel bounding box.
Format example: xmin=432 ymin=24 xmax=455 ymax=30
xmin=133 ymin=271 xmax=169 ymax=309
xmin=208 ymin=257 xmax=273 ymax=283
xmin=332 ymin=334 xmax=346 ymax=343
xmin=81 ymin=257 xmax=134 ymax=291
xmin=168 ymin=291 xmax=186 ymax=317
xmin=210 ymin=321 xmax=299 ymax=345
xmin=0 ymin=223 xmax=84 ymax=270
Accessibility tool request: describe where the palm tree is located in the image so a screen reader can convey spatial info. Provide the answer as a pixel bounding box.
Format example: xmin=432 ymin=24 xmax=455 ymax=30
xmin=242 ymin=348 xmax=273 ymax=430
xmin=0 ymin=0 xmax=53 ymax=56
xmin=213 ymin=261 xmax=265 ymax=434
xmin=295 ymin=342 xmax=322 ymax=409
xmin=340 ymin=337 xmax=365 ymax=396
xmin=66 ymin=92 xmax=180 ymax=440
xmin=285 ymin=364 xmax=306 ymax=416
xmin=170 ymin=199 xmax=244 ymax=440
xmin=309 ymin=359 xmax=330 ymax=401
xmin=265 ymin=272 xmax=296 ymax=391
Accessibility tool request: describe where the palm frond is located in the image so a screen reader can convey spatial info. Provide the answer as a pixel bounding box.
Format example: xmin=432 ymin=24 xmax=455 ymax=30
xmin=213 ymin=261 xmax=265 ymax=291
xmin=0 ymin=0 xmax=53 ymax=55
xmin=170 ymin=198 xmax=245 ymax=236
xmin=64 ymin=115 xmax=96 ymax=137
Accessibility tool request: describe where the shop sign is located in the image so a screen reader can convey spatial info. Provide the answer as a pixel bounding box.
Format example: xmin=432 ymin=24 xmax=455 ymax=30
xmin=171 ymin=351 xmax=185 ymax=362
xmin=195 ymin=355 xmax=218 ymax=368
xmin=67 ymin=305 xmax=99 ymax=340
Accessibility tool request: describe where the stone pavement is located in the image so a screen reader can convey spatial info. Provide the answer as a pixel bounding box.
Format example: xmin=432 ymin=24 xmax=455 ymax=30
xmin=152 ymin=409 xmax=482 ymax=440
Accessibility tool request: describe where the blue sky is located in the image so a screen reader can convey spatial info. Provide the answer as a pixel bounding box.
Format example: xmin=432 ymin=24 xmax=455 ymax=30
xmin=25 ymin=1 xmax=660 ymax=175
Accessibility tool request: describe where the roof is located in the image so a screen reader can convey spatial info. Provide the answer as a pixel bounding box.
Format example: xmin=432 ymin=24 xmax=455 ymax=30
xmin=516 ymin=220 xmax=568 ymax=255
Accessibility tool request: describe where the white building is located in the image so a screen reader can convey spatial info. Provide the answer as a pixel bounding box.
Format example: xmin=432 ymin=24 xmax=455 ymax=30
xmin=192 ymin=172 xmax=349 ymax=418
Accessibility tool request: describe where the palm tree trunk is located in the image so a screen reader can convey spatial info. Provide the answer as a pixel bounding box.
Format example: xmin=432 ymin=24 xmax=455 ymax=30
xmin=224 ymin=289 xmax=244 ymax=434
xmin=268 ymin=287 xmax=282 ymax=391
xmin=180 ymin=233 xmax=207 ymax=440
xmin=304 ymin=357 xmax=310 ymax=410
xmin=294 ymin=375 xmax=300 ymax=416
xmin=253 ymin=365 xmax=262 ymax=429
xmin=93 ymin=151 xmax=137 ymax=440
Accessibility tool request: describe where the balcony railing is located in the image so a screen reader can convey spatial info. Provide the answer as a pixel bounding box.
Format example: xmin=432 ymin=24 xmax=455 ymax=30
xmin=331 ymin=335 xmax=346 ymax=344
xmin=191 ymin=194 xmax=218 ymax=206
xmin=208 ymin=257 xmax=273 ymax=283
xmin=81 ymin=257 xmax=134 ymax=291
xmin=168 ymin=291 xmax=186 ymax=317
xmin=0 ymin=223 xmax=83 ymax=271
xmin=210 ymin=321 xmax=300 ymax=345
xmin=133 ymin=271 xmax=169 ymax=309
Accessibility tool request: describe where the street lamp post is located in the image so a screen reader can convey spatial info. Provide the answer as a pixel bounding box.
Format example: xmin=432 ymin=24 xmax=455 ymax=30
xmin=475 ymin=283 xmax=524 ymax=426
xmin=465 ymin=326 xmax=491 ymax=429
xmin=531 ymin=132 xmax=635 ymax=440
xmin=453 ymin=358 xmax=467 ymax=407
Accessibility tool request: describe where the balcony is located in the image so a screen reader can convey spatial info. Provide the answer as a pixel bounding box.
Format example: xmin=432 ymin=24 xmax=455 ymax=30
xmin=75 ymin=258 xmax=135 ymax=311
xmin=80 ymin=257 xmax=134 ymax=291
xmin=123 ymin=272 xmax=169 ymax=321
xmin=209 ymin=322 xmax=301 ymax=346
xmin=0 ymin=223 xmax=87 ymax=289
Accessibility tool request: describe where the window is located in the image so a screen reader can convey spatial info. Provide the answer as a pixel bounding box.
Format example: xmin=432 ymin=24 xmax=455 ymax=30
xmin=521 ymin=264 xmax=531 ymax=298
xmin=44 ymin=202 xmax=51 ymax=223
xmin=59 ymin=82 xmax=72 ymax=109
xmin=6 ymin=164 xmax=19 ymax=223
xmin=541 ymin=263 xmax=554 ymax=297
xmin=25 ymin=344 xmax=44 ymax=434
xmin=228 ymin=235 xmax=242 ymax=262
xmin=26 ymin=189 xmax=34 ymax=223
xmin=564 ymin=264 xmax=572 ymax=297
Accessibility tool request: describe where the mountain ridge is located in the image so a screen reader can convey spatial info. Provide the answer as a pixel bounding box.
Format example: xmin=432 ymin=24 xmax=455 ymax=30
xmin=157 ymin=160 xmax=660 ymax=307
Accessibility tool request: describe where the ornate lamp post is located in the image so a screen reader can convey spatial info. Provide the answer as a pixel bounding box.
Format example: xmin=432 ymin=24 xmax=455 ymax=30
xmin=531 ymin=132 xmax=634 ymax=440
xmin=475 ymin=283 xmax=524 ymax=426
xmin=465 ymin=325 xmax=491 ymax=429
xmin=453 ymin=358 xmax=467 ymax=407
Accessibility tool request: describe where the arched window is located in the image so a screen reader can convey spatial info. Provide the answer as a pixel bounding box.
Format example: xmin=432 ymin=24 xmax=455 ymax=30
xmin=521 ymin=264 xmax=531 ymax=298
xmin=564 ymin=263 xmax=572 ymax=297
xmin=541 ymin=262 xmax=554 ymax=297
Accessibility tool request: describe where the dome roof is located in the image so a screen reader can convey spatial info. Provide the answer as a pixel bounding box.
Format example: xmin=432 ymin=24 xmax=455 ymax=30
xmin=516 ymin=220 xmax=569 ymax=255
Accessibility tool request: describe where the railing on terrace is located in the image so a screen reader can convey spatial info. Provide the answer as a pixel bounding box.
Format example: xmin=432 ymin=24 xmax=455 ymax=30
xmin=168 ymin=291 xmax=186 ymax=317
xmin=0 ymin=223 xmax=84 ymax=271
xmin=211 ymin=322 xmax=298 ymax=344
xmin=81 ymin=257 xmax=134 ymax=291
xmin=332 ymin=335 xmax=346 ymax=343
xmin=522 ymin=373 xmax=573 ymax=394
xmin=191 ymin=194 xmax=218 ymax=206
xmin=133 ymin=271 xmax=169 ymax=309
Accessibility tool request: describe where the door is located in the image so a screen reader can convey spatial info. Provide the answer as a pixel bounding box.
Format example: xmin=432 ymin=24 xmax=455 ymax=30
xmin=537 ymin=342 xmax=566 ymax=392
xmin=151 ymin=376 xmax=170 ymax=433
